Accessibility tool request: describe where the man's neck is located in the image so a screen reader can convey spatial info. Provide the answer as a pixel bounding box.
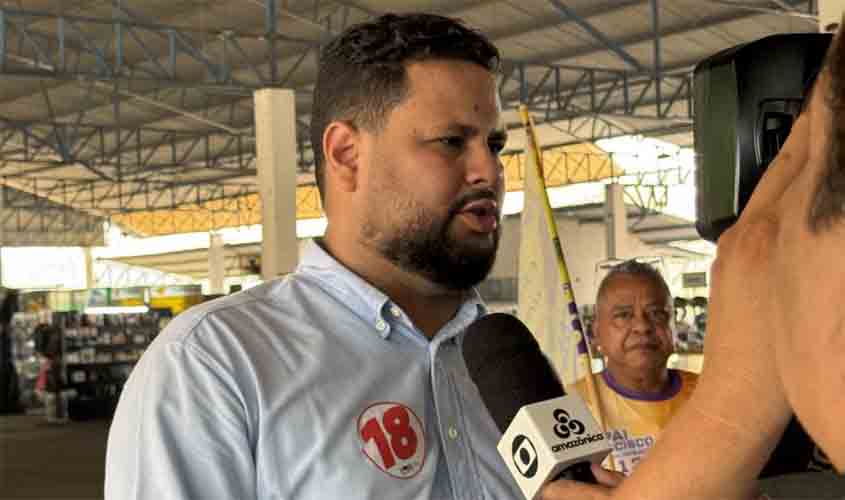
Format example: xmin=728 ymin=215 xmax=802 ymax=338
xmin=607 ymin=363 xmax=671 ymax=396
xmin=319 ymin=235 xmax=469 ymax=339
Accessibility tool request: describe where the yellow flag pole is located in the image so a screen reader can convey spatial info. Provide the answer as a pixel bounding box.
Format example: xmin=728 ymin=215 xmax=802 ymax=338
xmin=518 ymin=105 xmax=610 ymax=437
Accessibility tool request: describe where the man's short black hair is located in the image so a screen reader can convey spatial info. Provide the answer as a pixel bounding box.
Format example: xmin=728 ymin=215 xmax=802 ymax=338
xmin=309 ymin=13 xmax=501 ymax=207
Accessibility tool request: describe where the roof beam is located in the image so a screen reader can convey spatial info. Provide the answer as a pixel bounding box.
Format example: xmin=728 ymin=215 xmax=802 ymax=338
xmin=703 ymin=0 xmax=817 ymax=20
xmin=485 ymin=0 xmax=645 ymax=42
xmin=226 ymin=0 xmax=337 ymax=39
xmin=524 ymin=0 xmax=810 ymax=66
xmin=0 ymin=6 xmax=313 ymax=89
xmin=650 ymin=0 xmax=663 ymax=112
xmin=547 ymin=0 xmax=645 ymax=72
xmin=7 ymin=47 xmax=254 ymax=136
xmin=4 ymin=175 xmax=256 ymax=212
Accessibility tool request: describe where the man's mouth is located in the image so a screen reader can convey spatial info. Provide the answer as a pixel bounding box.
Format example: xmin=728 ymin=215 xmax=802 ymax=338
xmin=627 ymin=342 xmax=659 ymax=351
xmin=458 ymin=199 xmax=499 ymax=233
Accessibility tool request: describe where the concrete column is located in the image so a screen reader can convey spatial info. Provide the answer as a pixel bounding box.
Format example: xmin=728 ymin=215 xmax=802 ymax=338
xmin=208 ymin=233 xmax=225 ymax=295
xmin=254 ymin=89 xmax=299 ymax=281
xmin=83 ymin=247 xmax=96 ymax=289
xmin=604 ymin=183 xmax=627 ymax=260
xmin=819 ymin=0 xmax=845 ymax=32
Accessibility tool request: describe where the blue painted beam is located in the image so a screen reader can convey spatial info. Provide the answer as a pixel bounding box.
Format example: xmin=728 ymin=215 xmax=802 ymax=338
xmin=547 ymin=0 xmax=645 ymax=72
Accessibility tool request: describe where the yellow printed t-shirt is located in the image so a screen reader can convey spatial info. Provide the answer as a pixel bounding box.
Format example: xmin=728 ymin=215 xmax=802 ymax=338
xmin=569 ymin=369 xmax=698 ymax=475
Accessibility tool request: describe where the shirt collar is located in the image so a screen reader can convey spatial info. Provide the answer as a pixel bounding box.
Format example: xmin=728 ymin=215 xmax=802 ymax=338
xmin=441 ymin=292 xmax=486 ymax=342
xmin=297 ymin=239 xmax=486 ymax=341
xmin=601 ymin=368 xmax=683 ymax=401
xmin=297 ymin=239 xmax=390 ymax=336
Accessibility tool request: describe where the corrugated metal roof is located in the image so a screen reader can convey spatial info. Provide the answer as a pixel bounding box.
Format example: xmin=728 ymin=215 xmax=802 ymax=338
xmin=0 ymin=0 xmax=817 ymax=236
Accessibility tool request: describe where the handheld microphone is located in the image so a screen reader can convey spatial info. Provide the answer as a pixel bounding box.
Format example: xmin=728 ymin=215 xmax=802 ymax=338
xmin=463 ymin=313 xmax=611 ymax=500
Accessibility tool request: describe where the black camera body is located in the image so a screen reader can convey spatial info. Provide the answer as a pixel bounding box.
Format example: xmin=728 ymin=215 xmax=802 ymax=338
xmin=693 ymin=33 xmax=832 ymax=242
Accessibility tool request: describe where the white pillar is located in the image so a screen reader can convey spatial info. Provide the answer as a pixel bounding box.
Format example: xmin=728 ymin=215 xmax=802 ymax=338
xmin=254 ymin=89 xmax=299 ymax=281
xmin=819 ymin=0 xmax=845 ymax=32
xmin=83 ymin=247 xmax=96 ymax=289
xmin=604 ymin=183 xmax=627 ymax=260
xmin=208 ymin=233 xmax=225 ymax=295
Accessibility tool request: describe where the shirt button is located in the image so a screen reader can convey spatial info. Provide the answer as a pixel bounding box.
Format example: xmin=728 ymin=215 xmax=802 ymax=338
xmin=375 ymin=319 xmax=387 ymax=331
xmin=448 ymin=427 xmax=459 ymax=440
xmin=390 ymin=306 xmax=401 ymax=318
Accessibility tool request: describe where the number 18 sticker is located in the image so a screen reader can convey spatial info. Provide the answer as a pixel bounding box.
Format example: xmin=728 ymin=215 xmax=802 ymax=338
xmin=358 ymin=402 xmax=426 ymax=478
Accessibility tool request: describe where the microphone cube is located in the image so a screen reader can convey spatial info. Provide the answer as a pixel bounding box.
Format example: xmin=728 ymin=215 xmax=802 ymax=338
xmin=497 ymin=395 xmax=611 ymax=500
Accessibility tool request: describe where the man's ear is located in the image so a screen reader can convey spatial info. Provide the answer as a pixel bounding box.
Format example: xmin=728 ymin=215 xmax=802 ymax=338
xmin=322 ymin=121 xmax=360 ymax=193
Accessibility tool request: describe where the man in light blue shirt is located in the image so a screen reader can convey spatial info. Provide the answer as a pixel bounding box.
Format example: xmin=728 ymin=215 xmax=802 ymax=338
xmin=105 ymin=12 xmax=522 ymax=499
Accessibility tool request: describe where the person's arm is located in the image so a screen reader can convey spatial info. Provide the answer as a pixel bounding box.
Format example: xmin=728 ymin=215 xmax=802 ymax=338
xmin=545 ymin=334 xmax=792 ymax=500
xmin=764 ymin=52 xmax=845 ymax=470
xmin=542 ymin=465 xmax=623 ymax=500
xmin=105 ymin=327 xmax=255 ymax=499
xmin=544 ymin=88 xmax=817 ymax=500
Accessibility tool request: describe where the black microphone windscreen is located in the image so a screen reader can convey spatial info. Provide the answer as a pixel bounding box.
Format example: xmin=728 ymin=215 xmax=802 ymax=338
xmin=462 ymin=313 xmax=566 ymax=433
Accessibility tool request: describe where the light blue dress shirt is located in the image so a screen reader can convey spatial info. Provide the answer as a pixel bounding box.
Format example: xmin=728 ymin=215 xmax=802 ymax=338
xmin=105 ymin=240 xmax=522 ymax=499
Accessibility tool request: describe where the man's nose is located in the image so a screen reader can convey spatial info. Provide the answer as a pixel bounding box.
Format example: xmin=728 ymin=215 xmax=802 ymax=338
xmin=466 ymin=144 xmax=504 ymax=189
xmin=631 ymin=310 xmax=655 ymax=332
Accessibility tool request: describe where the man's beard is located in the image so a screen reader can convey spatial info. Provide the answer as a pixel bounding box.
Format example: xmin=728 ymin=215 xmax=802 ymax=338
xmin=363 ymin=190 xmax=500 ymax=291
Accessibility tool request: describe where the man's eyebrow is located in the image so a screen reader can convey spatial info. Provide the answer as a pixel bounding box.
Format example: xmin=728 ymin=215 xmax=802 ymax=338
xmin=432 ymin=123 xmax=477 ymax=135
xmin=430 ymin=122 xmax=508 ymax=138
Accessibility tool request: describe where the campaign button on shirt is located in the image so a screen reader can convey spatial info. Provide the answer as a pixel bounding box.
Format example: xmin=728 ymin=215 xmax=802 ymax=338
xmin=358 ymin=402 xmax=426 ymax=479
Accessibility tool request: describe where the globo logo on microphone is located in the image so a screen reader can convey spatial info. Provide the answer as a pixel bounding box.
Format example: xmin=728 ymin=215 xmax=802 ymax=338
xmin=511 ymin=434 xmax=539 ymax=478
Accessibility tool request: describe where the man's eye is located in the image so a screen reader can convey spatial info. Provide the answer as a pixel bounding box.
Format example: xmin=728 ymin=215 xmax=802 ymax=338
xmin=438 ymin=137 xmax=465 ymax=149
xmin=648 ymin=310 xmax=670 ymax=323
xmin=488 ymin=138 xmax=506 ymax=155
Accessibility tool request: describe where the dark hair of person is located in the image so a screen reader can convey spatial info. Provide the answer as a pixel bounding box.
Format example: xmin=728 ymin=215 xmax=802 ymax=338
xmin=811 ymin=15 xmax=845 ymax=230
xmin=309 ymin=13 xmax=501 ymax=207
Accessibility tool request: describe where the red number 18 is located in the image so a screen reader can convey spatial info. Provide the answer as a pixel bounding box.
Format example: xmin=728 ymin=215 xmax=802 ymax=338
xmin=360 ymin=405 xmax=418 ymax=469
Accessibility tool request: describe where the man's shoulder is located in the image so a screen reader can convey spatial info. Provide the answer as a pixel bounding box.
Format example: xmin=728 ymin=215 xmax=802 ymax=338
xmin=154 ymin=274 xmax=325 ymax=346
xmin=163 ymin=281 xmax=272 ymax=331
